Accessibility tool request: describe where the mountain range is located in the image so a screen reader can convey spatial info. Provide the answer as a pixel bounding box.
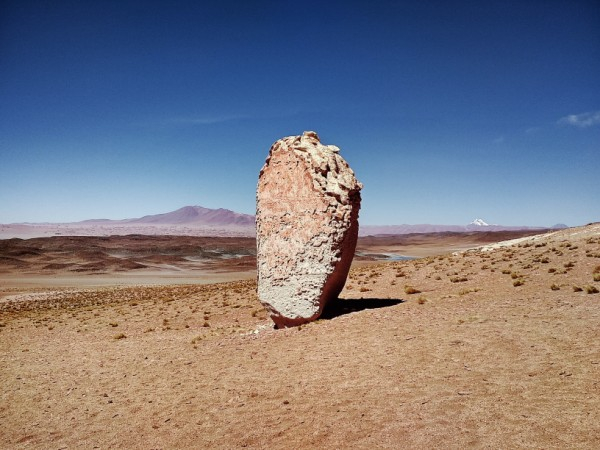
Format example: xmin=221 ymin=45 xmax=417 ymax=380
xmin=81 ymin=205 xmax=255 ymax=227
xmin=359 ymin=222 xmax=556 ymax=236
xmin=1 ymin=206 xmax=565 ymax=239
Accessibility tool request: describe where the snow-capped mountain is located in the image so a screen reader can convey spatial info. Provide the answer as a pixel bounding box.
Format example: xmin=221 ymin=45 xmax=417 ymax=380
xmin=469 ymin=218 xmax=490 ymax=227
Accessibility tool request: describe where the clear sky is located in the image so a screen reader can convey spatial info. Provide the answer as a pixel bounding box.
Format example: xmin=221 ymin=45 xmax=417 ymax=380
xmin=1 ymin=0 xmax=599 ymax=227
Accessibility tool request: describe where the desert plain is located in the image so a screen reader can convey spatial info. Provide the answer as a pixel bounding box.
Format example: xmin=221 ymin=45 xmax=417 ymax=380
xmin=1 ymin=225 xmax=599 ymax=448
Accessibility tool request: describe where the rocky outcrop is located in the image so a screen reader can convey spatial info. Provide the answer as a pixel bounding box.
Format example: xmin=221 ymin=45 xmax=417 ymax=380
xmin=256 ymin=131 xmax=362 ymax=327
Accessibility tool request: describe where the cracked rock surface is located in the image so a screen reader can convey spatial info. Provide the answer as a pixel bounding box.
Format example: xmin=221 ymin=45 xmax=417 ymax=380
xmin=256 ymin=131 xmax=362 ymax=327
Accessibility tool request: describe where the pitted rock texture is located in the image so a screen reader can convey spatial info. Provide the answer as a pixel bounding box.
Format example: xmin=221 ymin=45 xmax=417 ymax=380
xmin=256 ymin=131 xmax=362 ymax=328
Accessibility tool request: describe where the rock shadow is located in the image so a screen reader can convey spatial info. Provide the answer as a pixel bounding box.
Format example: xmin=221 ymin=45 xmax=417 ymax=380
xmin=320 ymin=297 xmax=405 ymax=321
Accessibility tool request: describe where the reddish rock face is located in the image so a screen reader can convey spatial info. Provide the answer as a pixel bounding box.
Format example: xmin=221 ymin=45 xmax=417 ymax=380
xmin=256 ymin=131 xmax=362 ymax=327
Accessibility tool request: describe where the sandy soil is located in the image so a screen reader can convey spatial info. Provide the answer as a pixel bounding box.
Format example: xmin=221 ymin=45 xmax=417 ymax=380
xmin=1 ymin=225 xmax=599 ymax=448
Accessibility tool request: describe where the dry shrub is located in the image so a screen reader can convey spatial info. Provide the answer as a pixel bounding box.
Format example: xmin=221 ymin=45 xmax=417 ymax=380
xmin=459 ymin=287 xmax=481 ymax=296
xmin=404 ymin=286 xmax=421 ymax=295
xmin=450 ymin=276 xmax=468 ymax=283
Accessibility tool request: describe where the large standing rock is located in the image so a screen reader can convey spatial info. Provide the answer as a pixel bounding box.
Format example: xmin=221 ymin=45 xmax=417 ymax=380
xmin=256 ymin=131 xmax=362 ymax=327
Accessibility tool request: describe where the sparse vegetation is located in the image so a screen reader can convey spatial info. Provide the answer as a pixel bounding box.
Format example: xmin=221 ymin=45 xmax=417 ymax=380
xmin=404 ymin=286 xmax=421 ymax=295
xmin=450 ymin=276 xmax=468 ymax=283
xmin=2 ymin=225 xmax=600 ymax=449
xmin=459 ymin=287 xmax=481 ymax=296
xmin=513 ymin=279 xmax=525 ymax=287
xmin=585 ymin=285 xmax=599 ymax=294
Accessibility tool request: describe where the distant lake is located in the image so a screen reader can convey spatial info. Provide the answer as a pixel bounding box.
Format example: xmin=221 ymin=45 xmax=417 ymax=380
xmin=382 ymin=253 xmax=417 ymax=261
xmin=356 ymin=252 xmax=416 ymax=261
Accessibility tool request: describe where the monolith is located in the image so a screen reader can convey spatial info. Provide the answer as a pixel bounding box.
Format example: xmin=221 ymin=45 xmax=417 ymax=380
xmin=256 ymin=131 xmax=362 ymax=327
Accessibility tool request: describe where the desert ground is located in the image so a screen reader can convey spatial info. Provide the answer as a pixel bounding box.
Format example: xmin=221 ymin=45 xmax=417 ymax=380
xmin=1 ymin=226 xmax=599 ymax=448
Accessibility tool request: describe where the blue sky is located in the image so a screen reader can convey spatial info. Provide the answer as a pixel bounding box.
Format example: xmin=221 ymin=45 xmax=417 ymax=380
xmin=1 ymin=0 xmax=599 ymax=227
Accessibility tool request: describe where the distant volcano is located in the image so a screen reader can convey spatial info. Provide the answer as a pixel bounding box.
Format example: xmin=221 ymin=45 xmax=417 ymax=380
xmin=119 ymin=206 xmax=255 ymax=227
xmin=468 ymin=218 xmax=491 ymax=227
